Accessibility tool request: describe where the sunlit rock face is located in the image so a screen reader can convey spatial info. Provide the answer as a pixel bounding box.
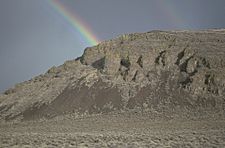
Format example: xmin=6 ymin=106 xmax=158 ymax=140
xmin=1 ymin=29 xmax=225 ymax=121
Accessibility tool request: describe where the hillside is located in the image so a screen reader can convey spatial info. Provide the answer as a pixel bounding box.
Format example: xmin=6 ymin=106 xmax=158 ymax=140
xmin=0 ymin=29 xmax=225 ymax=121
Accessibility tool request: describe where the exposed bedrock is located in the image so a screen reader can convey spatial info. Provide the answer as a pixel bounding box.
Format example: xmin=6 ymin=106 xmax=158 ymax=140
xmin=1 ymin=29 xmax=225 ymax=121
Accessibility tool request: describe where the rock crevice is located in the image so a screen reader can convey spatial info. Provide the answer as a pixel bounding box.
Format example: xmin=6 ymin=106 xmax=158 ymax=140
xmin=1 ymin=29 xmax=225 ymax=121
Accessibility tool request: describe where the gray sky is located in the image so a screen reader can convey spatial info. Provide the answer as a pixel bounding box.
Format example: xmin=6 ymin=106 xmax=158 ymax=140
xmin=0 ymin=0 xmax=225 ymax=92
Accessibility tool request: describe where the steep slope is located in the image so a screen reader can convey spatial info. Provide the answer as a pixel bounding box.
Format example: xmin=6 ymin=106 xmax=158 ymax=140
xmin=0 ymin=29 xmax=225 ymax=121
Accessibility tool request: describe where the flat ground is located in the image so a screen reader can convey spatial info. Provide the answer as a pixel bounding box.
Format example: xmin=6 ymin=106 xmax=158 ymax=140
xmin=0 ymin=113 xmax=225 ymax=148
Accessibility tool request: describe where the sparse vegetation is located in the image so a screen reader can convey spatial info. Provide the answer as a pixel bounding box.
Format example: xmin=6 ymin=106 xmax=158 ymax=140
xmin=0 ymin=29 xmax=225 ymax=147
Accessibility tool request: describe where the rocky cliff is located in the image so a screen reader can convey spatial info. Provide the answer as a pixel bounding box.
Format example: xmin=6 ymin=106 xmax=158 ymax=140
xmin=1 ymin=29 xmax=225 ymax=121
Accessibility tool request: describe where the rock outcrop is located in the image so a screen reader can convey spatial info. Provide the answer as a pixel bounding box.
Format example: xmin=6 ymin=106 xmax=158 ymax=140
xmin=1 ymin=29 xmax=225 ymax=121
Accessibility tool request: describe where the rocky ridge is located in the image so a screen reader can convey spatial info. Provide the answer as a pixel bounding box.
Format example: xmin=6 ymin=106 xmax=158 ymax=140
xmin=0 ymin=29 xmax=225 ymax=121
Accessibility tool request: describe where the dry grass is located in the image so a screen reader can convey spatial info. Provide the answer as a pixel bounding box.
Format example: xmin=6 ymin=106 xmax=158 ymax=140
xmin=1 ymin=114 xmax=225 ymax=147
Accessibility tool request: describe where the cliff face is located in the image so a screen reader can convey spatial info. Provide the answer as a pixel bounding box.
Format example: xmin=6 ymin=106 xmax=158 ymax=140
xmin=1 ymin=29 xmax=225 ymax=121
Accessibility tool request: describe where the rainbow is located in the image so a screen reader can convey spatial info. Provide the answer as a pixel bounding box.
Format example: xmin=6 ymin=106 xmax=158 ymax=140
xmin=47 ymin=0 xmax=100 ymax=45
xmin=156 ymin=1 xmax=185 ymax=28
